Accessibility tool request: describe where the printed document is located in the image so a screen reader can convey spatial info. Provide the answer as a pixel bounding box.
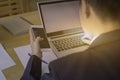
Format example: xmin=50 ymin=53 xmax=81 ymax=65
xmin=0 ymin=43 xmax=15 ymax=70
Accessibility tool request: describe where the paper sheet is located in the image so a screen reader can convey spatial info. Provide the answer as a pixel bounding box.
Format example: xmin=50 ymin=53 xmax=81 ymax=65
xmin=0 ymin=44 xmax=15 ymax=70
xmin=14 ymin=45 xmax=31 ymax=68
xmin=0 ymin=71 xmax=6 ymax=80
xmin=41 ymin=49 xmax=57 ymax=74
xmin=14 ymin=45 xmax=57 ymax=74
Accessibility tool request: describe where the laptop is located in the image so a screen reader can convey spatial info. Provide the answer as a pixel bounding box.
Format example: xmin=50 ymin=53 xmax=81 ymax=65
xmin=37 ymin=0 xmax=89 ymax=57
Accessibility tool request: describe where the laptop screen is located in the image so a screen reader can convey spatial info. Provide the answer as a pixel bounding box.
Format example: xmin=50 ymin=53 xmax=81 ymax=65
xmin=38 ymin=0 xmax=81 ymax=35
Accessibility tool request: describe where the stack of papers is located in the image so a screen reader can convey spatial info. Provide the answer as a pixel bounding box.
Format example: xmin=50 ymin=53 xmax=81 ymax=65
xmin=0 ymin=43 xmax=16 ymax=80
xmin=14 ymin=45 xmax=57 ymax=74
xmin=0 ymin=17 xmax=31 ymax=35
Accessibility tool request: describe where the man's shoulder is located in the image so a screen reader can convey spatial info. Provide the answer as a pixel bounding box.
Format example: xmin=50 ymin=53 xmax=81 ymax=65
xmin=47 ymin=36 xmax=120 ymax=79
xmin=48 ymin=50 xmax=93 ymax=79
xmin=49 ymin=50 xmax=90 ymax=69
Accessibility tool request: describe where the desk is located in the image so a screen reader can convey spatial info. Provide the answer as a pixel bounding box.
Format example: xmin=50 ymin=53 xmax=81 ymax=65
xmin=0 ymin=11 xmax=41 ymax=80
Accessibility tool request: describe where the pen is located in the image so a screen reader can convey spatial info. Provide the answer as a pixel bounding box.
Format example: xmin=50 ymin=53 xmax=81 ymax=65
xmin=28 ymin=53 xmax=48 ymax=64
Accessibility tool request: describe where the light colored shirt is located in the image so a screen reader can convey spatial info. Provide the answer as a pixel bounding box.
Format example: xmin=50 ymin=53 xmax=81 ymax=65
xmin=81 ymin=33 xmax=99 ymax=45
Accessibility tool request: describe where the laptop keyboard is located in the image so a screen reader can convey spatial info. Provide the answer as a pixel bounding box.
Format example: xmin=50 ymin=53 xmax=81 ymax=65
xmin=52 ymin=36 xmax=87 ymax=52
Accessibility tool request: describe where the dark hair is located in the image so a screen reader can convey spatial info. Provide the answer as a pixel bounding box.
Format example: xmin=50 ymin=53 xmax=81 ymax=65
xmin=86 ymin=0 xmax=120 ymax=21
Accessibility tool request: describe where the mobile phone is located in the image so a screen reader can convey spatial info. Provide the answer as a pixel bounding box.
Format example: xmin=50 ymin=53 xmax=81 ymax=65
xmin=32 ymin=27 xmax=50 ymax=48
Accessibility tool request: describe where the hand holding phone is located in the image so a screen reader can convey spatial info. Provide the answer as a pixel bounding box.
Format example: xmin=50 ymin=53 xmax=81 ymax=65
xmin=32 ymin=27 xmax=50 ymax=48
xmin=29 ymin=28 xmax=43 ymax=58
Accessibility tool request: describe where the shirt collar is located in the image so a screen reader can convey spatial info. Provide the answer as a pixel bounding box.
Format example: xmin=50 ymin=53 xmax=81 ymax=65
xmin=81 ymin=33 xmax=99 ymax=45
xmin=89 ymin=29 xmax=120 ymax=48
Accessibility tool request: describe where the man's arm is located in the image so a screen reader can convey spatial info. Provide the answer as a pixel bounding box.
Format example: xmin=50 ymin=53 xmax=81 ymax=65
xmin=21 ymin=29 xmax=42 ymax=80
xmin=21 ymin=29 xmax=56 ymax=80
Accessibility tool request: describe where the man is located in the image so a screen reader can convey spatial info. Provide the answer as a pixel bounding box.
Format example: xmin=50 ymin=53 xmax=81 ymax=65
xmin=21 ymin=0 xmax=120 ymax=80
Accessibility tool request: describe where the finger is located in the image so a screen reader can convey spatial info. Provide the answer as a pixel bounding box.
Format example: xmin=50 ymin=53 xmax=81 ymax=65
xmin=35 ymin=37 xmax=41 ymax=44
xmin=29 ymin=28 xmax=34 ymax=44
xmin=40 ymin=37 xmax=44 ymax=41
xmin=35 ymin=37 xmax=44 ymax=48
xmin=36 ymin=36 xmax=44 ymax=41
xmin=35 ymin=37 xmax=41 ymax=50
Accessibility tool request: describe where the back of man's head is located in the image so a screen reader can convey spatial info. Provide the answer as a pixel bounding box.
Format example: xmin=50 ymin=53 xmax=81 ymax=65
xmin=86 ymin=0 xmax=120 ymax=21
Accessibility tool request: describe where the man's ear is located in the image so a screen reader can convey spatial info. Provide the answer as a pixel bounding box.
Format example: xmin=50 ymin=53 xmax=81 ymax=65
xmin=84 ymin=0 xmax=90 ymax=18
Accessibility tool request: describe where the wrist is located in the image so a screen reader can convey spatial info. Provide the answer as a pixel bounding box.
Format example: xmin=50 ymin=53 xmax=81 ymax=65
xmin=34 ymin=51 xmax=42 ymax=59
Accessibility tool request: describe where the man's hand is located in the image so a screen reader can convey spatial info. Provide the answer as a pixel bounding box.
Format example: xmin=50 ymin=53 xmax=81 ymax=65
xmin=29 ymin=28 xmax=43 ymax=59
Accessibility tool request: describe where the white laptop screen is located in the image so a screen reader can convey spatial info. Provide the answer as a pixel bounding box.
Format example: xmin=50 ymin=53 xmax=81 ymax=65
xmin=38 ymin=1 xmax=81 ymax=35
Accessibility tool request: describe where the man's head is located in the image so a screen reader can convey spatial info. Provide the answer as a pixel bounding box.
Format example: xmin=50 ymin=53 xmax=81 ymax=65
xmin=80 ymin=0 xmax=120 ymax=37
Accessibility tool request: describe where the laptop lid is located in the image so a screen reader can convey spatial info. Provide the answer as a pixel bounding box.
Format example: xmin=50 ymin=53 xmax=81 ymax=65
xmin=38 ymin=0 xmax=82 ymax=37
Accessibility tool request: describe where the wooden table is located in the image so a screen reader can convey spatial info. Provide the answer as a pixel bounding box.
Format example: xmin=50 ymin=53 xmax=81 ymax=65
xmin=0 ymin=11 xmax=41 ymax=80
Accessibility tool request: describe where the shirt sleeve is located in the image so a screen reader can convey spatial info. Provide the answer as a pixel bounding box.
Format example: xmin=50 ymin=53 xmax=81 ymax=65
xmin=21 ymin=55 xmax=57 ymax=80
xmin=20 ymin=55 xmax=41 ymax=80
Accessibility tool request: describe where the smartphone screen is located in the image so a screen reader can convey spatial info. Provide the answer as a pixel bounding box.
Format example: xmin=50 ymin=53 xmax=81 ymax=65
xmin=32 ymin=28 xmax=50 ymax=48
